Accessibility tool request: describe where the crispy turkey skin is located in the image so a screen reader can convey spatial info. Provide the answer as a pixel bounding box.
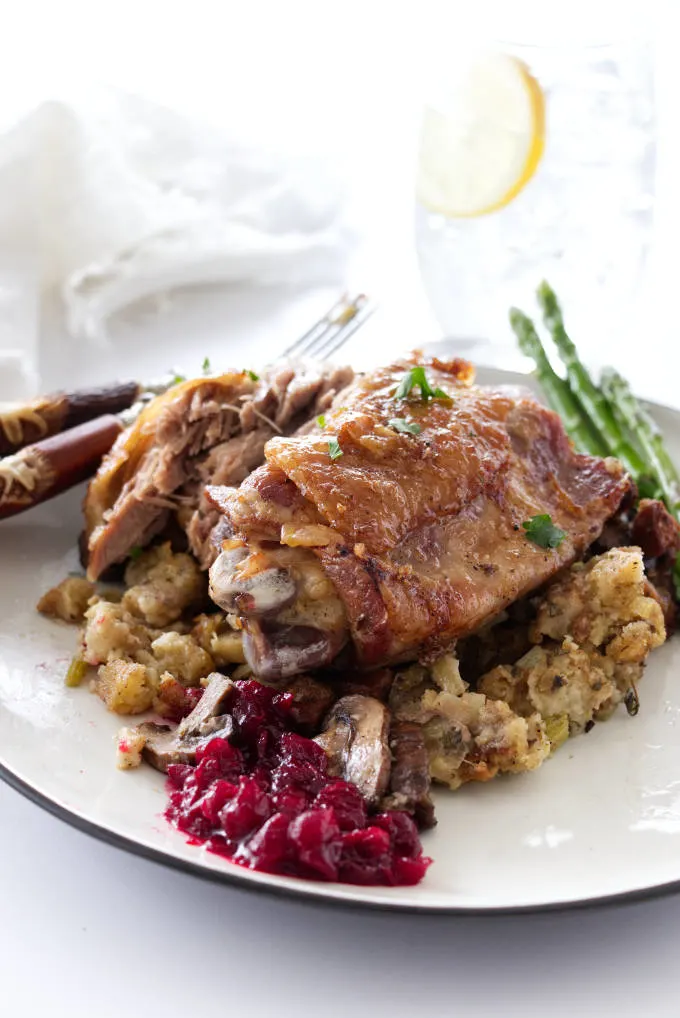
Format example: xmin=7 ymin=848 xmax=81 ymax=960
xmin=207 ymin=354 xmax=630 ymax=677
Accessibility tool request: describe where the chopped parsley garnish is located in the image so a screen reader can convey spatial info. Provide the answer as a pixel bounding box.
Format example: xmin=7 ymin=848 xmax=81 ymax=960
xmin=129 ymin=546 xmax=143 ymax=561
xmin=317 ymin=414 xmax=327 ymax=429
xmin=328 ymin=438 xmax=343 ymax=461
xmin=395 ymin=366 xmax=450 ymax=402
xmin=245 ymin=369 xmax=259 ymax=381
xmin=202 ymin=356 xmax=212 ymax=374
xmin=388 ymin=417 xmax=421 ymax=435
xmin=171 ymin=373 xmax=186 ymax=386
xmin=522 ymin=514 xmax=567 ymax=550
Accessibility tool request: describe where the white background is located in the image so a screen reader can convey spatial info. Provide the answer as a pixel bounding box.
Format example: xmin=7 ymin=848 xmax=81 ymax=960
xmin=3 ymin=2 xmax=680 ymax=1015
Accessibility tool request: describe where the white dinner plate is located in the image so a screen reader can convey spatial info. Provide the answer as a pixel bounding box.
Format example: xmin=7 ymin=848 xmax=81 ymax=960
xmin=2 ymin=358 xmax=680 ymax=914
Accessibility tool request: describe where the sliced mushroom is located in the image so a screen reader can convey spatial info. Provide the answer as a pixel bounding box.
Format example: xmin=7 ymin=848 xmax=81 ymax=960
xmin=380 ymin=721 xmax=436 ymax=829
xmin=139 ymin=673 xmax=235 ymax=772
xmin=177 ymin=673 xmax=234 ymax=738
xmin=139 ymin=716 xmax=235 ymax=772
xmin=314 ymin=695 xmax=391 ymax=805
xmin=209 ymin=546 xmax=297 ymax=617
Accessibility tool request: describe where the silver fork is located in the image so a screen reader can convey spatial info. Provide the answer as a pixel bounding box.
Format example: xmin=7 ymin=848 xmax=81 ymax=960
xmin=282 ymin=293 xmax=376 ymax=360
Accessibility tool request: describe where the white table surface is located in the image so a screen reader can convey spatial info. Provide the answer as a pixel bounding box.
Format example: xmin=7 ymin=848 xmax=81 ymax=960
xmin=4 ymin=3 xmax=680 ymax=1015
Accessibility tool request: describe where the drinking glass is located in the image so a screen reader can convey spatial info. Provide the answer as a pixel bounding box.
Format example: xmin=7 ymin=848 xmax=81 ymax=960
xmin=415 ymin=35 xmax=656 ymax=365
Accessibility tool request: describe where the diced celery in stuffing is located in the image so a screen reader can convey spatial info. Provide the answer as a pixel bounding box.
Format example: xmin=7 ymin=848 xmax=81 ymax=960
xmin=65 ymin=656 xmax=89 ymax=687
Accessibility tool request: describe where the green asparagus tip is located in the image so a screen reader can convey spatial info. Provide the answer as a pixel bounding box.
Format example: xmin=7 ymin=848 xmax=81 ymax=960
xmin=509 ymin=307 xmax=534 ymax=333
xmin=509 ymin=308 xmax=539 ymax=358
xmin=509 ymin=308 xmax=525 ymax=337
xmin=600 ymin=366 xmax=618 ymax=384
xmin=536 ymin=280 xmax=557 ymax=310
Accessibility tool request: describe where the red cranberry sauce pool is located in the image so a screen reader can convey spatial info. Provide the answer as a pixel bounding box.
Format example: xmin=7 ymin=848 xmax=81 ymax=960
xmin=165 ymin=680 xmax=431 ymax=885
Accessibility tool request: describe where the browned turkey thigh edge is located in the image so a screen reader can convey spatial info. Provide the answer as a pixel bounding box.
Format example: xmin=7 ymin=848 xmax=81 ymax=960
xmin=206 ymin=356 xmax=630 ymax=680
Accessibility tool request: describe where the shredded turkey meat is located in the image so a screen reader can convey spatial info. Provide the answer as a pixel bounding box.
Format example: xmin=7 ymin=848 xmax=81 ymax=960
xmin=83 ymin=362 xmax=353 ymax=579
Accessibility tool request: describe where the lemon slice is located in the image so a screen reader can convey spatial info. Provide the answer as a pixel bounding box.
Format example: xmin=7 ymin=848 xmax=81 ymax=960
xmin=416 ymin=53 xmax=545 ymax=218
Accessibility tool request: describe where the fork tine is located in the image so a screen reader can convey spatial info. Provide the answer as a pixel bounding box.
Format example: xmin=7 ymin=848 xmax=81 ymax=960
xmin=282 ymin=294 xmax=353 ymax=358
xmin=283 ymin=293 xmax=373 ymax=359
xmin=312 ymin=299 xmax=377 ymax=360
xmin=300 ymin=296 xmax=365 ymax=359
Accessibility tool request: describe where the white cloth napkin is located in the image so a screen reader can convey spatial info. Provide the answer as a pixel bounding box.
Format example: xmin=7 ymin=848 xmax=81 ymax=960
xmin=0 ymin=88 xmax=352 ymax=398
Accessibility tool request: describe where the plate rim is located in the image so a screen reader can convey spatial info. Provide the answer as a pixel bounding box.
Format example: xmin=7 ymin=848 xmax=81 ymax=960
xmin=4 ymin=759 xmax=680 ymax=916
xmin=4 ymin=358 xmax=680 ymax=916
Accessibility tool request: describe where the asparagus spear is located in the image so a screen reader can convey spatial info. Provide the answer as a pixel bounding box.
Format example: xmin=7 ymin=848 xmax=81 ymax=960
xmin=509 ymin=308 xmax=607 ymax=456
xmin=536 ymin=281 xmax=647 ymax=479
xmin=600 ymin=378 xmax=661 ymax=500
xmin=601 ymin=367 xmax=680 ymax=520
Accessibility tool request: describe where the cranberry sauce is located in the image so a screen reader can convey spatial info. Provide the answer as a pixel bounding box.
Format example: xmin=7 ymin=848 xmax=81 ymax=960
xmin=165 ymin=679 xmax=431 ymax=886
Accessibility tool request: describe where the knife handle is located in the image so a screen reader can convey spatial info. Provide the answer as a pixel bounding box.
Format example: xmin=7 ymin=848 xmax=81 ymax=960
xmin=0 ymin=415 xmax=123 ymax=520
xmin=0 ymin=381 xmax=139 ymax=456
